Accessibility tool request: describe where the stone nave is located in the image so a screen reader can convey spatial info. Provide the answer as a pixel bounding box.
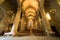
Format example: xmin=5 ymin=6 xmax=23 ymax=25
xmin=0 ymin=0 xmax=60 ymax=40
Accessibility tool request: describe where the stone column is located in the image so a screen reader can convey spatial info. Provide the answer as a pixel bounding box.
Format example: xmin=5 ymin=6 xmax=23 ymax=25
xmin=20 ymin=17 xmax=25 ymax=31
xmin=12 ymin=10 xmax=21 ymax=36
xmin=40 ymin=0 xmax=53 ymax=35
xmin=11 ymin=0 xmax=22 ymax=36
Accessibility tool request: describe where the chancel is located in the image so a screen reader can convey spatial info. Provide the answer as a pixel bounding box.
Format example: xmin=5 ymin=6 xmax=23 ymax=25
xmin=0 ymin=0 xmax=60 ymax=40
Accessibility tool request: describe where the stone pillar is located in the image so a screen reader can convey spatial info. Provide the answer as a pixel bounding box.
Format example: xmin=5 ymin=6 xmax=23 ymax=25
xmin=40 ymin=9 xmax=52 ymax=32
xmin=40 ymin=0 xmax=53 ymax=35
xmin=12 ymin=10 xmax=21 ymax=35
xmin=20 ymin=17 xmax=25 ymax=31
xmin=4 ymin=0 xmax=21 ymax=36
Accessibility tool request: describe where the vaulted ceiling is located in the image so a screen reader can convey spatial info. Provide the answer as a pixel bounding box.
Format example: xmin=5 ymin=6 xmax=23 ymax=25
xmin=0 ymin=0 xmax=60 ymax=26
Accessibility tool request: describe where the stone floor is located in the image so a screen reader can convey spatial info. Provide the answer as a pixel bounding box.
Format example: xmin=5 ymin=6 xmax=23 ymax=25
xmin=0 ymin=36 xmax=60 ymax=40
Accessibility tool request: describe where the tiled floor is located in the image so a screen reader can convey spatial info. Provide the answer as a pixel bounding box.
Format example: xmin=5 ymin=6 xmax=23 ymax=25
xmin=0 ymin=36 xmax=60 ymax=40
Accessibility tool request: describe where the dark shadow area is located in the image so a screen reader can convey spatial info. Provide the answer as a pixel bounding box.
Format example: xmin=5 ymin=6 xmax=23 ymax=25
xmin=51 ymin=26 xmax=60 ymax=37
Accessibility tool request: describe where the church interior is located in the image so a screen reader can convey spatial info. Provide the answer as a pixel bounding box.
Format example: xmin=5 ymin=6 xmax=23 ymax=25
xmin=0 ymin=0 xmax=60 ymax=40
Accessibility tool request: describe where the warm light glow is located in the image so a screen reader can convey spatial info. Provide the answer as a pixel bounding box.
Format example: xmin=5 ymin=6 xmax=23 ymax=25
xmin=26 ymin=12 xmax=35 ymax=17
xmin=19 ymin=0 xmax=23 ymax=3
xmin=0 ymin=0 xmax=4 ymax=4
xmin=49 ymin=9 xmax=56 ymax=13
xmin=46 ymin=13 xmax=51 ymax=20
xmin=28 ymin=16 xmax=34 ymax=19
xmin=39 ymin=17 xmax=41 ymax=22
xmin=25 ymin=8 xmax=35 ymax=16
xmin=28 ymin=19 xmax=33 ymax=26
xmin=23 ymin=0 xmax=38 ymax=10
xmin=57 ymin=0 xmax=60 ymax=5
